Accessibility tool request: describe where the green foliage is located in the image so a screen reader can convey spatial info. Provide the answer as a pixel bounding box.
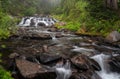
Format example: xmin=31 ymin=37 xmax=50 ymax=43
xmin=0 ymin=53 xmax=13 ymax=79
xmin=58 ymin=22 xmax=80 ymax=31
xmin=23 ymin=7 xmax=37 ymax=16
xmin=0 ymin=11 xmax=16 ymax=40
xmin=55 ymin=0 xmax=120 ymax=36
xmin=0 ymin=54 xmax=2 ymax=62
xmin=0 ymin=49 xmax=13 ymax=79
xmin=1 ymin=44 xmax=6 ymax=48
xmin=0 ymin=66 xmax=13 ymax=79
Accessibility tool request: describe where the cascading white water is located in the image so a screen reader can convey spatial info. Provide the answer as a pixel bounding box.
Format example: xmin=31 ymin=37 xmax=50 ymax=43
xmin=91 ymin=54 xmax=120 ymax=79
xmin=18 ymin=18 xmax=25 ymax=25
xmin=18 ymin=17 xmax=31 ymax=26
xmin=18 ymin=16 xmax=58 ymax=27
xmin=55 ymin=60 xmax=72 ymax=79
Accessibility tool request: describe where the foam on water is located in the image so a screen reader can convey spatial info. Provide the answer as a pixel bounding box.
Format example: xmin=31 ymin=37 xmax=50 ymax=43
xmin=72 ymin=46 xmax=95 ymax=53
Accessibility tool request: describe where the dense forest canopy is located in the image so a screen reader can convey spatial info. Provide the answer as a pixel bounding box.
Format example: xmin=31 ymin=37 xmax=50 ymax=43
xmin=0 ymin=0 xmax=61 ymax=15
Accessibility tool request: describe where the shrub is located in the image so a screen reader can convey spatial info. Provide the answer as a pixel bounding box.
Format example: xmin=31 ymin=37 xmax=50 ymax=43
xmin=57 ymin=22 xmax=80 ymax=31
xmin=0 ymin=66 xmax=13 ymax=79
xmin=0 ymin=11 xmax=16 ymax=40
xmin=23 ymin=7 xmax=36 ymax=16
xmin=0 ymin=53 xmax=13 ymax=79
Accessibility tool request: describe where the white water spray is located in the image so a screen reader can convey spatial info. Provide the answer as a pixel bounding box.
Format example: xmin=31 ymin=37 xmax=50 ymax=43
xmin=55 ymin=60 xmax=72 ymax=79
xmin=91 ymin=54 xmax=120 ymax=79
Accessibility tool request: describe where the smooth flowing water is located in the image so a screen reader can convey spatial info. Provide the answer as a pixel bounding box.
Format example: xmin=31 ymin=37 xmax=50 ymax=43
xmin=55 ymin=60 xmax=72 ymax=79
xmin=92 ymin=54 xmax=120 ymax=79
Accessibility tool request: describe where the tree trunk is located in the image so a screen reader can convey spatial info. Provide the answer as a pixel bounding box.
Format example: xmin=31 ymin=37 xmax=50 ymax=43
xmin=104 ymin=0 xmax=118 ymax=10
xmin=112 ymin=0 xmax=118 ymax=10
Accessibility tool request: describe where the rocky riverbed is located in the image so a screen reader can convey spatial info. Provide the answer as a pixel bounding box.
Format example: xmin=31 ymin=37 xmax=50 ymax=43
xmin=0 ymin=22 xmax=120 ymax=79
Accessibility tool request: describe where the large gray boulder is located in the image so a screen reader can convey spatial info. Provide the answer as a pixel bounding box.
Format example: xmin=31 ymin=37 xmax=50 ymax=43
xmin=106 ymin=31 xmax=120 ymax=42
xmin=15 ymin=59 xmax=55 ymax=79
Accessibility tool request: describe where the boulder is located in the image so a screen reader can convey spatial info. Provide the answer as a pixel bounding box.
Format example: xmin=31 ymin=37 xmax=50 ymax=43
xmin=106 ymin=31 xmax=120 ymax=42
xmin=71 ymin=54 xmax=101 ymax=71
xmin=36 ymin=54 xmax=62 ymax=65
xmin=71 ymin=54 xmax=91 ymax=71
xmin=108 ymin=55 xmax=120 ymax=73
xmin=15 ymin=59 xmax=55 ymax=79
xmin=47 ymin=27 xmax=58 ymax=32
xmin=70 ymin=70 xmax=97 ymax=79
xmin=89 ymin=59 xmax=101 ymax=71
xmin=91 ymin=72 xmax=102 ymax=79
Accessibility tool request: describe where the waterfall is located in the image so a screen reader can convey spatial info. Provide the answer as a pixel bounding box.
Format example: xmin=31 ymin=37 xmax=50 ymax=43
xmin=18 ymin=17 xmax=31 ymax=26
xmin=18 ymin=18 xmax=25 ymax=26
xmin=18 ymin=16 xmax=58 ymax=27
xmin=55 ymin=60 xmax=72 ymax=79
xmin=91 ymin=54 xmax=120 ymax=79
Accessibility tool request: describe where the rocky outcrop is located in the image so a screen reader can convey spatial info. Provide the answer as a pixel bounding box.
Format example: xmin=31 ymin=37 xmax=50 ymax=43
xmin=15 ymin=59 xmax=56 ymax=79
xmin=70 ymin=54 xmax=101 ymax=79
xmin=35 ymin=54 xmax=62 ymax=65
xmin=106 ymin=31 xmax=120 ymax=43
xmin=89 ymin=59 xmax=101 ymax=71
xmin=13 ymin=53 xmax=102 ymax=79
xmin=71 ymin=54 xmax=101 ymax=71
xmin=14 ymin=27 xmax=64 ymax=39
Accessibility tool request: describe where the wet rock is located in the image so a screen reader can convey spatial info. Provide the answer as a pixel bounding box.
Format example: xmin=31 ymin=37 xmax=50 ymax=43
xmin=91 ymin=72 xmax=102 ymax=79
xmin=106 ymin=31 xmax=120 ymax=42
xmin=15 ymin=59 xmax=55 ymax=79
xmin=71 ymin=54 xmax=91 ymax=71
xmin=36 ymin=54 xmax=62 ymax=65
xmin=70 ymin=69 xmax=94 ymax=79
xmin=47 ymin=27 xmax=58 ymax=32
xmin=71 ymin=54 xmax=101 ymax=72
xmin=42 ymin=45 xmax=49 ymax=53
xmin=30 ymin=19 xmax=35 ymax=26
xmin=108 ymin=55 xmax=120 ymax=73
xmin=89 ymin=59 xmax=101 ymax=71
xmin=15 ymin=27 xmax=64 ymax=39
xmin=71 ymin=70 xmax=102 ymax=79
xmin=55 ymin=32 xmax=63 ymax=38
